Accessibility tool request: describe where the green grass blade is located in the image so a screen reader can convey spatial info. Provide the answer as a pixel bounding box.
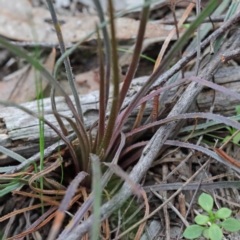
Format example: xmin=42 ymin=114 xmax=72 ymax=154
xmin=0 ymin=182 xmax=23 ymax=197
xmin=90 ymin=153 xmax=102 ymax=240
xmin=0 ymin=145 xmax=26 ymax=163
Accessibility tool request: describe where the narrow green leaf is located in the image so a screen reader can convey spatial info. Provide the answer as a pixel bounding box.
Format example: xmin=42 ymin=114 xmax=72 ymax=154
xmin=236 ymin=105 xmax=240 ymax=115
xmin=209 ymin=224 xmax=223 ymax=240
xmin=215 ymin=208 xmax=232 ymax=219
xmin=91 ymin=153 xmax=102 ymax=240
xmin=0 ymin=182 xmax=23 ymax=197
xmin=0 ymin=145 xmax=26 ymax=163
xmin=0 ymin=166 xmax=15 ymax=173
xmin=222 ymin=218 xmax=240 ymax=232
xmin=195 ymin=214 xmax=210 ymax=225
xmin=198 ymin=193 xmax=214 ymax=213
xmin=183 ymin=225 xmax=205 ymax=239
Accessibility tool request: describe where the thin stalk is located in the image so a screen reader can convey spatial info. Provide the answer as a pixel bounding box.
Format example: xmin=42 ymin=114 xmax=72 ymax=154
xmin=96 ymin=28 xmax=106 ymax=150
xmin=50 ymin=88 xmax=69 ymax=136
xmin=93 ymin=0 xmax=111 ymax=110
xmin=97 ymin=0 xmax=120 ymax=154
xmin=46 ymin=0 xmax=83 ymax=122
xmin=118 ymin=0 xmax=150 ymax=110
xmin=90 ymin=154 xmax=102 ymax=240
xmin=35 ymin=71 xmax=45 ymax=214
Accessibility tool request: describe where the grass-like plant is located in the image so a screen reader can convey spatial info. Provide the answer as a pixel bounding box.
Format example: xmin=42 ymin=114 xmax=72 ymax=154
xmin=1 ymin=0 xmax=240 ymax=239
xmin=183 ymin=193 xmax=240 ymax=240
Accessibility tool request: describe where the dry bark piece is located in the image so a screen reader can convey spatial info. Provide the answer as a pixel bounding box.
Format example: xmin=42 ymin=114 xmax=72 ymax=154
xmin=0 ymin=66 xmax=240 ymax=163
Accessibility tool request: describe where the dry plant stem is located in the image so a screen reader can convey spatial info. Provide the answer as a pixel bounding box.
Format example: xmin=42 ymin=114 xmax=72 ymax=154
xmin=155 ymin=1 xmax=195 ymax=66
xmin=214 ymin=194 xmax=240 ymax=208
xmin=61 ymin=19 xmax=240 ymax=240
xmin=47 ymin=172 xmax=88 ymax=240
xmin=3 ymin=212 xmax=16 ymax=239
xmin=134 ymin=189 xmax=149 ymax=240
xmin=162 ymin=164 xmax=170 ymax=240
xmin=159 ymin=15 xmax=225 ymax=25
xmin=178 ymin=193 xmax=186 ymax=218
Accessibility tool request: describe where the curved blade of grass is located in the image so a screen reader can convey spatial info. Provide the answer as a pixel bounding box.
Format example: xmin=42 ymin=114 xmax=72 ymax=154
xmin=136 ymin=75 xmax=240 ymax=107
xmin=56 ymin=113 xmax=89 ymax=173
xmin=50 ymin=91 xmax=69 ymax=136
xmin=0 ymin=145 xmax=26 ymax=163
xmin=90 ymin=154 xmax=102 ymax=240
xmin=6 ymin=133 xmax=76 ymax=174
xmin=46 ymin=0 xmax=83 ymax=122
xmin=0 ymin=100 xmax=80 ymax=172
xmin=0 ymin=36 xmax=89 ymax=170
xmin=180 ymin=114 xmax=240 ymax=134
xmin=126 ymin=112 xmax=240 ymax=137
xmin=165 ymin=140 xmax=240 ymax=174
xmin=0 ymin=36 xmax=85 ymax=137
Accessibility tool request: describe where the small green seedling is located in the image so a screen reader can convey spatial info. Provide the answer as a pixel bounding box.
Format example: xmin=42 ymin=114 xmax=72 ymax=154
xmin=183 ymin=193 xmax=240 ymax=240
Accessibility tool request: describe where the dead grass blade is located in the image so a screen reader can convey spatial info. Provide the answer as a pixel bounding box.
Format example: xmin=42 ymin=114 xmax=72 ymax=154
xmin=0 ymin=202 xmax=53 ymax=223
xmin=165 ymin=140 xmax=240 ymax=174
xmin=28 ymin=158 xmax=64 ymax=195
xmin=7 ymin=194 xmax=83 ymax=240
xmin=134 ymin=189 xmax=149 ymax=240
xmin=47 ymin=172 xmax=88 ymax=240
xmin=127 ymin=112 xmax=240 ymax=137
